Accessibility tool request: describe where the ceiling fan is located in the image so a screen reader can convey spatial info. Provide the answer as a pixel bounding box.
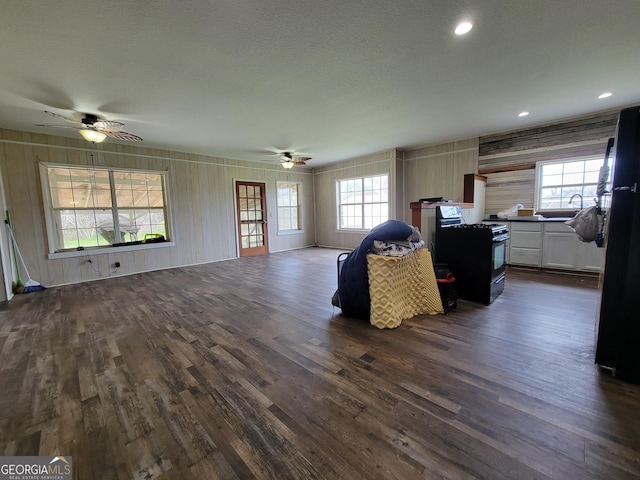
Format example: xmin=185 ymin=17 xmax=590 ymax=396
xmin=35 ymin=110 xmax=143 ymax=143
xmin=279 ymin=152 xmax=311 ymax=169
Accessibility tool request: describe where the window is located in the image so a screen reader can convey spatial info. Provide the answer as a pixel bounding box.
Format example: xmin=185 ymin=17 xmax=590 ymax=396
xmin=41 ymin=164 xmax=169 ymax=252
xmin=536 ymin=157 xmax=609 ymax=211
xmin=336 ymin=174 xmax=388 ymax=230
xmin=276 ymin=181 xmax=302 ymax=232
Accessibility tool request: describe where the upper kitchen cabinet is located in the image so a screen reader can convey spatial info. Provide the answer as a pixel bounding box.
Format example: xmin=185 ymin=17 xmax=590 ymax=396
xmin=461 ymin=174 xmax=487 ymax=225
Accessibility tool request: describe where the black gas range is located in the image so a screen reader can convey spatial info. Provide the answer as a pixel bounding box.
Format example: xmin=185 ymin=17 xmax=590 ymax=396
xmin=434 ymin=206 xmax=509 ymax=304
xmin=442 ymin=222 xmax=510 ymax=239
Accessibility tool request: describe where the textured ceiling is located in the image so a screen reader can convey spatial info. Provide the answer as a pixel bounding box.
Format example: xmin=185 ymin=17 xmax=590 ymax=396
xmin=1 ymin=0 xmax=639 ymax=167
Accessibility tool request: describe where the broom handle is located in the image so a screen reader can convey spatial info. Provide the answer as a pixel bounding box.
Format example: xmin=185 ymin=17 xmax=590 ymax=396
xmin=5 ymin=213 xmax=21 ymax=282
xmin=5 ymin=221 xmax=33 ymax=281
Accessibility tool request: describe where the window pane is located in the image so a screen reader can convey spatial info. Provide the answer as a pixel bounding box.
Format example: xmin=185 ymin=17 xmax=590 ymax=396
xmin=542 ymin=164 xmax=562 ymax=176
xmin=50 ymin=188 xmax=76 ymax=208
xmin=56 ymin=209 xmax=112 ymax=248
xmin=583 ymin=184 xmax=597 ymax=199
xmin=279 ymin=208 xmax=291 ymax=230
xmin=541 ymin=174 xmax=562 ymax=187
xmin=585 ymin=159 xmax=602 ymax=172
xmin=133 ymin=191 xmax=150 ymax=207
xmin=116 ymin=188 xmax=135 ymax=207
xmin=563 ymin=172 xmax=583 ymax=185
xmin=50 ymin=169 xmax=111 ymax=209
xmin=539 ymin=187 xmax=561 ymax=209
xmin=563 ymin=162 xmax=584 ymax=174
xmin=584 ymin=171 xmax=599 ymax=183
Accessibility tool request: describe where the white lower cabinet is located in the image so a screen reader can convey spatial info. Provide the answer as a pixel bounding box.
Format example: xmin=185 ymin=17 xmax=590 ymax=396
xmin=576 ymin=238 xmax=605 ymax=272
xmin=541 ymin=222 xmax=604 ymax=272
xmin=490 ymin=220 xmax=604 ymax=272
xmin=542 ymin=224 xmax=578 ymax=270
xmin=504 ymin=221 xmax=604 ymax=273
xmin=509 ymin=222 xmax=542 ymax=267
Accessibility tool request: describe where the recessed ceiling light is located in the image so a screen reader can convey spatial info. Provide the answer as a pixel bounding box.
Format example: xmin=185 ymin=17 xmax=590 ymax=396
xmin=455 ymin=21 xmax=473 ymax=35
xmin=598 ymin=92 xmax=613 ymax=99
xmin=518 ymin=111 xmax=530 ymax=117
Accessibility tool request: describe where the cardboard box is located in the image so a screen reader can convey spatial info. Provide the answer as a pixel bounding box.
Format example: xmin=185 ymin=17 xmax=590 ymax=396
xmin=517 ymin=208 xmax=535 ymax=216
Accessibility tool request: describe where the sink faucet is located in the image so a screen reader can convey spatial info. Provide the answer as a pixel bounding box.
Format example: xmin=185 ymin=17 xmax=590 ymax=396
xmin=569 ymin=193 xmax=583 ymax=209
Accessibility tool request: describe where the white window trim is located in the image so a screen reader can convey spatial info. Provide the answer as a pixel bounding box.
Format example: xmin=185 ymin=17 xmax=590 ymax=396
xmin=335 ymin=173 xmax=389 ymax=231
xmin=276 ymin=180 xmax=304 ymax=234
xmin=40 ymin=162 xmax=174 ymax=258
xmin=47 ymin=240 xmax=175 ymax=260
xmin=534 ymin=156 xmax=604 ymax=212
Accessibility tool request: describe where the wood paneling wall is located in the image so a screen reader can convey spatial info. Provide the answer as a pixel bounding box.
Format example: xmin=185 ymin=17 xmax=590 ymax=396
xmin=484 ymin=170 xmax=536 ymax=215
xmin=479 ymin=110 xmax=619 ymax=214
xmin=0 ymin=129 xmax=315 ymax=288
xmin=402 ymin=138 xmax=479 ymax=221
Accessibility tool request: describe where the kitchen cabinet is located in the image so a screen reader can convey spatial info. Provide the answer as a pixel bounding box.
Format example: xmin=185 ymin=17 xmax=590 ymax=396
xmin=486 ymin=219 xmax=604 ymax=272
xmin=542 ymin=222 xmax=604 ymax=272
xmin=542 ymin=223 xmax=578 ymax=269
xmin=462 ymin=174 xmax=487 ymax=225
xmin=509 ymin=222 xmax=542 ymax=267
xmin=577 ymin=241 xmax=605 ymax=272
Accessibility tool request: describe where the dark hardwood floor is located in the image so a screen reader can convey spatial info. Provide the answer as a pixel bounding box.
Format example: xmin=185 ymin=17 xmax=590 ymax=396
xmin=1 ymin=247 xmax=639 ymax=479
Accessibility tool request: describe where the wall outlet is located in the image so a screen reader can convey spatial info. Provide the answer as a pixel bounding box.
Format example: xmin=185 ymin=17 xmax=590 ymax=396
xmin=114 ymin=261 xmax=121 ymax=268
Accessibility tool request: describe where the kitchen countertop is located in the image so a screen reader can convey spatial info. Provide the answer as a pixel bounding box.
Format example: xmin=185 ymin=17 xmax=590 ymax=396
xmin=487 ymin=216 xmax=574 ymax=222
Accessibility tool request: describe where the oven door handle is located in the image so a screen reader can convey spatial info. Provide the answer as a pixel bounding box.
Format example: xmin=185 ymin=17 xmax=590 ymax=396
xmin=493 ymin=233 xmax=510 ymax=242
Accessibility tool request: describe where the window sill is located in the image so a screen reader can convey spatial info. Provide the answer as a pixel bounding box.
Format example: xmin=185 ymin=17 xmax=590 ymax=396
xmin=277 ymin=230 xmax=304 ymax=236
xmin=48 ymin=241 xmax=175 ymax=260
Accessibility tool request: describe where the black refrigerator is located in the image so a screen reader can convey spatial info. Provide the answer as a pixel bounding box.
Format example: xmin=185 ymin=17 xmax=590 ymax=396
xmin=595 ymin=105 xmax=640 ymax=385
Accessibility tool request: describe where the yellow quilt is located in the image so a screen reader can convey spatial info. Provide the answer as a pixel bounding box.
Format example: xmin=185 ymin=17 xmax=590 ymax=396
xmin=367 ymin=248 xmax=443 ymax=329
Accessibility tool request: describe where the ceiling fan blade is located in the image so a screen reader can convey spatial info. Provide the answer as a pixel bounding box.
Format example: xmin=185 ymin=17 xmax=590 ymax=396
xmin=34 ymin=124 xmax=81 ymax=130
xmin=44 ymin=110 xmax=84 ymax=127
xmin=103 ymin=130 xmax=143 ymax=141
xmin=94 ymin=120 xmax=124 ymax=131
xmin=292 ymin=156 xmax=311 ymax=164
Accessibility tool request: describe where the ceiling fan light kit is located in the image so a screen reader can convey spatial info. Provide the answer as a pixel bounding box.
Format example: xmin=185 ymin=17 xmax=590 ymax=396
xmin=79 ymin=129 xmax=107 ymax=143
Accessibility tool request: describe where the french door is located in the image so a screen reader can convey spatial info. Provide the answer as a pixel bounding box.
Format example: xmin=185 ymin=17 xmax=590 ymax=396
xmin=235 ymin=181 xmax=269 ymax=256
